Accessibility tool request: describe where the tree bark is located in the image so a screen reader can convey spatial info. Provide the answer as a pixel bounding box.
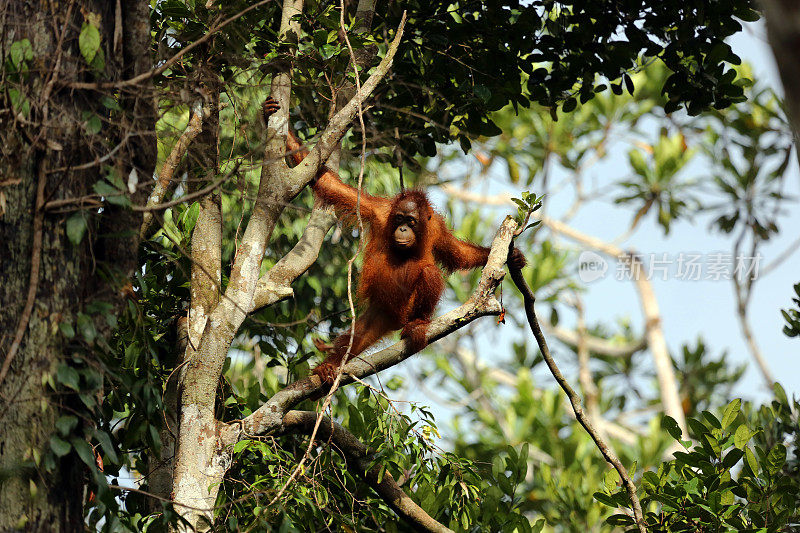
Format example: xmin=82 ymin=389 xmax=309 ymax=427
xmin=762 ymin=0 xmax=800 ymax=146
xmin=0 ymin=1 xmax=153 ymax=529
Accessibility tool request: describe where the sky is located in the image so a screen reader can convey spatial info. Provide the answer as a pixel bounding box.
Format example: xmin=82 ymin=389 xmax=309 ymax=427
xmin=569 ymin=23 xmax=800 ymax=402
xmin=525 ymin=22 xmax=798 ymax=403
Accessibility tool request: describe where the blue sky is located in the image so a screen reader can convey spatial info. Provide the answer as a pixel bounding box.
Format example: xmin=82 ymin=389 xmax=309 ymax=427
xmin=572 ymin=23 xmax=800 ymax=402
xmin=519 ymin=21 xmax=800 ymax=403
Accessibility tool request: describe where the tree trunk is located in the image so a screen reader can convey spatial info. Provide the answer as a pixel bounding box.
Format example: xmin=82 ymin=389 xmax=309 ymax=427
xmin=0 ymin=1 xmax=153 ymax=530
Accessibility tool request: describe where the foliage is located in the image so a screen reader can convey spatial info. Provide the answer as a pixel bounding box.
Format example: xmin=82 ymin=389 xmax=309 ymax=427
xmin=149 ymin=0 xmax=758 ymax=164
xmin=220 ymin=387 xmax=532 ymax=531
xmin=598 ymin=386 xmax=800 ymax=532
xmin=9 ymin=0 xmax=794 ymax=530
xmin=783 ymin=283 xmax=800 ymax=338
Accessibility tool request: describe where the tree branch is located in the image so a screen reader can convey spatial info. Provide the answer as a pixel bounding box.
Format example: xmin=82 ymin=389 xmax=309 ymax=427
xmin=140 ymin=101 xmax=208 ymax=239
xmin=64 ymin=0 xmax=277 ymax=90
xmin=251 ymin=204 xmax=336 ymax=311
xmin=506 ymin=260 xmax=647 ymax=533
xmin=280 ymin=410 xmax=454 ymax=533
xmin=288 ymin=12 xmax=407 ymax=191
xmin=539 ymin=315 xmax=647 ymax=358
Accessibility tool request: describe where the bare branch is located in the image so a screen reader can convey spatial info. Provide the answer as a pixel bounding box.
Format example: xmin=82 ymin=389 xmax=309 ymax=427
xmin=540 ymin=316 xmax=647 ymax=358
xmin=140 ymin=101 xmax=208 ymax=239
xmin=290 ymin=12 xmax=407 ymax=189
xmin=507 ymin=262 xmax=647 ymax=533
xmin=281 ymin=410 xmax=454 ymax=533
xmin=251 ymin=204 xmax=336 ymax=311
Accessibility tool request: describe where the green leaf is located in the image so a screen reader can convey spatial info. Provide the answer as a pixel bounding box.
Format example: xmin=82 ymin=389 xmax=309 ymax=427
xmin=603 ymin=469 xmax=620 ymax=492
xmin=744 ymin=446 xmax=759 ymax=475
xmin=473 ymin=84 xmax=491 ymax=103
xmin=9 ymin=39 xmax=34 ymax=68
xmin=722 ymin=448 xmax=744 ymax=469
xmin=55 ymin=415 xmax=78 ymax=436
xmin=58 ymin=322 xmax=75 ymax=339
xmin=77 ymin=313 xmax=96 ymax=343
xmin=629 ymin=149 xmax=648 ymax=176
xmin=50 ymin=436 xmax=72 ymax=457
xmin=100 ymin=96 xmax=120 ymax=110
xmin=56 ymin=364 xmax=80 ymax=390
xmin=70 ymin=438 xmax=95 ymax=467
xmin=93 ymin=180 xmax=119 ymax=197
xmin=720 ymin=399 xmax=741 ymax=429
xmin=765 ymin=443 xmax=786 ymax=475
xmin=735 ymin=8 xmax=760 ymax=22
xmin=79 ymin=23 xmax=101 ymax=64
xmin=773 ymin=382 xmax=788 ymax=405
xmin=93 ymin=429 xmax=119 ymax=464
xmin=733 ymin=424 xmax=751 ymax=449
xmin=661 ymin=415 xmax=683 ymax=441
xmin=66 ymin=213 xmax=88 ymax=245
xmin=702 ymin=410 xmax=721 ymax=429
xmin=233 ymin=440 xmax=251 ymax=454
xmin=623 ymin=73 xmax=634 ymax=95
xmin=181 ymin=202 xmax=200 ymax=235
xmin=85 ymin=114 xmax=102 ymax=135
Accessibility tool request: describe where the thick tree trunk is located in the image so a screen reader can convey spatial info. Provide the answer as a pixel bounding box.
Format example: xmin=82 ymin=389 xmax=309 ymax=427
xmin=0 ymin=1 xmax=153 ymax=530
xmin=0 ymin=156 xmax=87 ymax=530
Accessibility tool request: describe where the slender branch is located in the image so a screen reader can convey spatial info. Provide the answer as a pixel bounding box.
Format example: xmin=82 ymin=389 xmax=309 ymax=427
xmin=506 ymin=258 xmax=647 ymax=533
xmin=43 ymin=161 xmax=236 ymax=214
xmin=539 ymin=315 xmax=647 ymax=358
xmin=575 ymin=297 xmax=601 ymax=425
xmin=141 ymin=101 xmax=208 ymax=238
xmin=281 ymin=410 xmax=453 ymax=533
xmin=133 ymin=163 xmax=238 ymax=212
xmin=290 ymin=12 xmax=407 ymax=189
xmin=732 ymin=233 xmax=774 ymax=388
xmin=46 ymin=132 xmax=132 ymax=174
